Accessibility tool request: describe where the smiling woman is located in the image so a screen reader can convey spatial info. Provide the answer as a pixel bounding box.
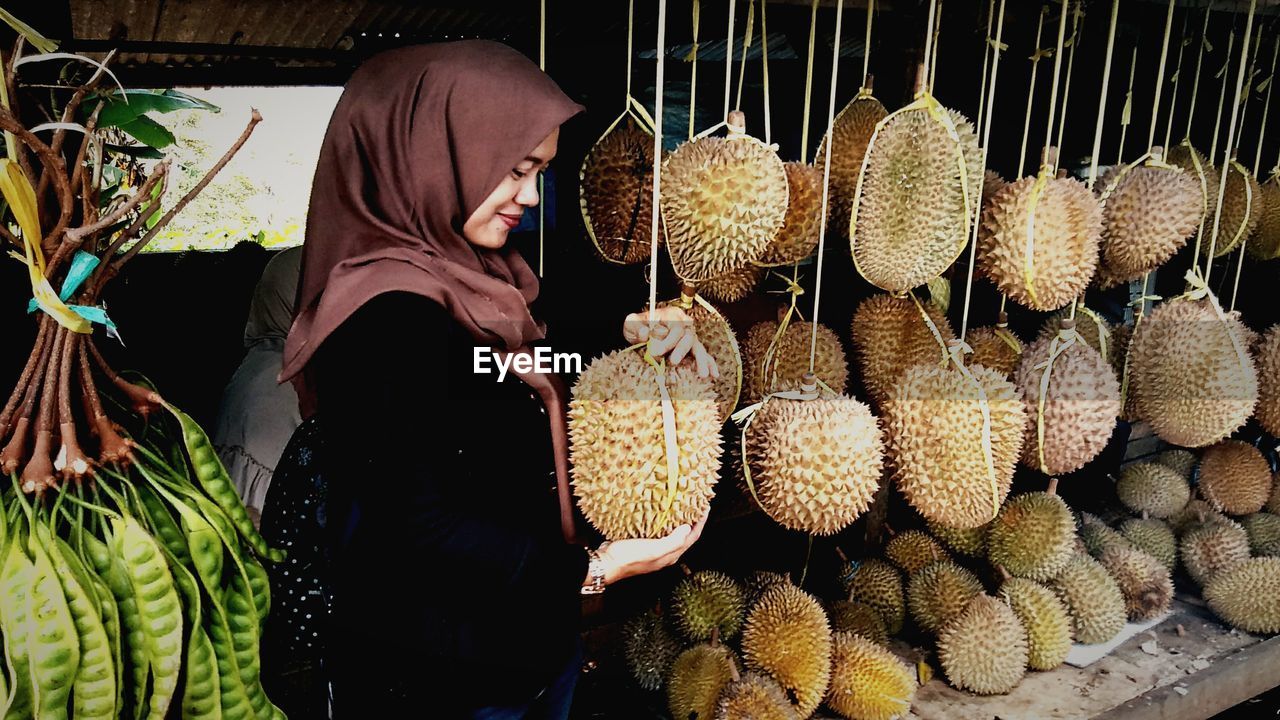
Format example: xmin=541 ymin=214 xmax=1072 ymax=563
xmin=462 ymin=128 xmax=558 ymax=248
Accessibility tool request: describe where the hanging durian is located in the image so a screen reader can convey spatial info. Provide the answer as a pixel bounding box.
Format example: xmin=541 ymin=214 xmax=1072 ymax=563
xmin=1128 ymin=296 xmax=1257 ymax=447
xmin=581 ymin=116 xmax=659 ymax=264
xmin=741 ymin=584 xmax=834 ymax=717
xmin=825 ymin=632 xmax=917 ymax=720
xmin=966 ymin=317 xmax=1024 ymax=379
xmin=1167 ymin=141 xmax=1221 ymax=231
xmin=646 ymin=291 xmax=744 ymax=422
xmin=1200 ymin=158 xmax=1262 ymax=258
xmin=977 ymin=150 xmax=1103 ymax=311
xmin=850 ymin=294 xmax=954 ymax=407
xmin=1038 ymin=305 xmax=1116 ymax=369
xmin=1197 ymin=440 xmax=1272 ymax=516
xmin=1095 ymin=148 xmax=1201 ymax=286
xmin=816 ymin=85 xmax=889 ymax=239
xmin=569 ymin=349 xmax=723 ymax=539
xmin=742 ymin=318 xmax=849 ymax=404
xmin=1250 ymin=176 xmax=1280 ymax=259
xmin=755 ymin=162 xmax=824 ymax=267
xmin=1254 ymin=325 xmax=1280 ymax=437
xmin=936 ymin=595 xmax=1029 ymax=695
xmin=662 ymin=110 xmax=789 ymax=282
xmin=698 ymin=264 xmax=766 ymax=304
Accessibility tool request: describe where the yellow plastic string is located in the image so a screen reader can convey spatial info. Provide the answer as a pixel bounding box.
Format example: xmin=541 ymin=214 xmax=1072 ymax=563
xmin=1033 ymin=326 xmax=1080 ymax=474
xmin=1204 ymin=4 xmax=1257 ymax=280
xmin=1146 ymin=0 xmax=1177 ymax=152
xmin=1177 ymin=269 xmax=1251 ymax=387
xmin=993 ymin=324 xmax=1022 ymax=355
xmin=810 ymin=0 xmax=846 ymax=373
xmin=1227 ymin=160 xmax=1255 ymax=312
xmin=760 ymin=0 xmax=771 ymax=145
xmin=1075 ymin=305 xmax=1111 ymax=362
xmin=640 ymin=349 xmax=682 ymax=533
xmin=1052 ymin=2 xmax=1083 ymax=154
xmin=1252 ymin=36 xmax=1279 ymax=173
xmin=944 ymin=341 xmax=1000 ymax=521
xmin=688 ymin=0 xmax=700 ymax=141
xmin=927 ymin=0 xmax=944 ymax=93
xmin=908 ymin=290 xmax=952 ymax=368
xmin=973 ymin=0 xmax=996 ymax=151
xmin=1209 ymin=31 xmax=1237 ymax=173
xmin=1017 ymin=6 xmax=1049 ymax=178
xmin=761 ymin=273 xmax=805 ymax=394
xmin=722 ymin=0 xmax=737 ymax=122
xmin=1163 ymin=14 xmax=1192 ymax=152
xmin=1021 ymin=162 xmax=1053 ymax=307
xmin=1041 ymin=0 xmax=1069 ymax=164
xmin=731 ymin=379 xmax=829 ymax=512
xmin=1234 ymin=33 xmax=1264 ymax=148
xmin=800 ymin=0 xmax=819 ymax=162
xmin=921 ymin=0 xmax=940 ymax=92
xmin=625 ymin=0 xmax=636 ymax=114
xmin=862 ymin=0 xmax=875 ymax=88
xmin=647 ymin=0 xmax=667 ymax=338
xmin=1181 ymin=139 xmax=1211 ymax=268
xmin=1184 ymin=6 xmax=1214 ymax=142
xmin=734 ymin=0 xmax=756 ymax=113
xmin=1117 ymin=47 xmax=1138 ymax=165
xmin=1086 ymin=0 xmax=1121 ymax=190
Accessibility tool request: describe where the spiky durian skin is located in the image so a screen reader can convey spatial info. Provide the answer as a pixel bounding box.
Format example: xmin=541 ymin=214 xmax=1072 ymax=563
xmin=699 ymin=264 xmax=766 ymax=305
xmin=716 ymin=673 xmax=801 ymax=720
xmin=885 ymin=529 xmax=950 ymax=575
xmin=1270 ymin=476 xmax=1280 ymax=515
xmin=1169 ymin=499 xmax=1229 ymax=537
xmin=817 ymin=95 xmax=889 ymax=239
xmin=1115 ymin=462 xmax=1191 ymax=518
xmin=744 ymin=393 xmax=884 ymax=535
xmin=744 ymin=571 xmax=793 ymax=608
xmin=741 ymin=584 xmax=834 ymax=717
xmin=1079 ymin=511 xmax=1134 ymax=559
xmin=580 ymin=119 xmax=657 ymax=264
xmin=850 ymin=294 xmax=955 ymax=407
xmin=846 ymin=560 xmax=906 ymax=636
xmin=907 ymin=560 xmax=984 ymax=633
xmin=937 ymin=595 xmax=1029 ymax=695
xmin=1096 ymin=164 xmax=1201 ymax=284
xmin=668 ymin=643 xmax=739 ymax=720
xmin=1167 ymin=142 xmax=1221 ymax=229
xmin=826 ymin=632 xmax=917 ymax=720
xmin=742 ymin=320 xmax=849 ymax=404
xmin=1050 ymin=554 xmax=1127 ymax=645
xmin=569 ymin=349 xmax=724 ymax=539
xmin=622 ymin=609 xmax=682 ymax=691
xmin=650 ymin=297 xmax=743 ymax=421
xmin=670 ymin=571 xmax=748 ymax=643
xmin=756 ymin=162 xmax=824 ymax=267
xmin=1201 ymin=163 xmax=1263 ymax=258
xmin=1251 ymin=180 xmax=1280 ymax=260
xmin=988 ymin=492 xmax=1077 ymax=581
xmin=1255 ymin=326 xmax=1280 ymax=437
xmin=827 ymin=601 xmax=889 ymax=645
xmin=978 ymin=174 xmax=1103 ymax=311
xmin=1038 ymin=308 xmax=1117 ymax=367
xmin=662 ymin=134 xmax=789 ymax=281
xmin=1243 ymin=513 xmax=1280 ymax=557
xmin=999 ymin=577 xmax=1073 ymax=671
xmin=1015 ymin=334 xmax=1120 ymax=475
xmin=1204 ymin=557 xmax=1280 ymax=633
xmin=1197 ymin=440 xmax=1272 ymax=515
xmin=1180 ymin=519 xmax=1251 ymax=586
xmin=1119 ymin=518 xmax=1178 ymax=570
xmin=1129 ymin=298 xmax=1258 ymax=448
xmin=966 ymin=326 xmax=1024 ymax=378
xmin=852 ymin=108 xmax=982 ymax=292
xmin=928 ymin=519 xmax=989 ymax=558
xmin=885 ymin=363 xmax=1027 ymax=530
xmin=1098 ymin=546 xmax=1173 ymax=621
xmin=1153 ymin=448 xmax=1198 ymax=481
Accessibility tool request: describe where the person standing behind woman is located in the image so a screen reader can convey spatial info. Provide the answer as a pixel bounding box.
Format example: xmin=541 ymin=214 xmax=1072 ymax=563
xmin=269 ymin=40 xmax=717 ymax=718
xmin=211 ymin=244 xmax=303 ymax=528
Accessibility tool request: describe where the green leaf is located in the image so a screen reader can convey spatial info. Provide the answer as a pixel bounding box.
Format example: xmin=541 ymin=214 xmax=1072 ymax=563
xmin=93 ymin=89 xmax=218 ymax=128
xmin=144 ymin=180 xmax=165 ymax=230
xmin=117 ymin=116 xmax=174 ymax=149
xmin=103 ymin=143 xmax=165 ymax=159
xmin=0 ymin=8 xmax=58 ymax=53
xmin=161 ymin=89 xmax=220 ymax=113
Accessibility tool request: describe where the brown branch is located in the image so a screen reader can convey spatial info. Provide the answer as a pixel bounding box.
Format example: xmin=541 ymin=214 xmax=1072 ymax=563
xmin=0 ymin=318 xmax=56 ymax=473
xmin=6 ymin=37 xmax=38 ymax=195
xmin=0 ymin=315 xmax=51 ymax=436
xmin=58 ymin=333 xmax=88 ymax=481
xmin=88 ymin=339 xmax=161 ymax=417
xmin=34 ymin=49 xmax=116 ymax=215
xmin=22 ymin=325 xmax=66 ymax=493
xmin=0 ymin=221 xmax=19 ymax=250
xmin=71 ymin=160 xmax=169 ymax=286
xmin=46 ymin=102 xmax=106 ymax=276
xmin=36 ymin=326 xmax=65 ymax=433
xmin=79 ymin=342 xmax=130 ymax=465
xmin=0 ymin=106 xmax=75 ymax=268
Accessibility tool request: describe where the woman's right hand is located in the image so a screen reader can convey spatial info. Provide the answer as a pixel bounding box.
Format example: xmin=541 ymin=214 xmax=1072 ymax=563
xmin=597 ymin=509 xmax=710 ymax=585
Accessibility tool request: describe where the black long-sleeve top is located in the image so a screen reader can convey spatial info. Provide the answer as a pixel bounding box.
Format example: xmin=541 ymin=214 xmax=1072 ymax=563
xmin=313 ymin=290 xmax=588 ymax=708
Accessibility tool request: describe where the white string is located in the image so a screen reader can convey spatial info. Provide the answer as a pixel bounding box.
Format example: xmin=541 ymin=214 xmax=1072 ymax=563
xmin=810 ymin=0 xmax=846 ymax=372
xmin=648 ymin=0 xmax=668 ymax=326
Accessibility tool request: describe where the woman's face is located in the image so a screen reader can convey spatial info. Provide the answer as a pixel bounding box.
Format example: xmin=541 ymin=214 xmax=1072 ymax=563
xmin=462 ymin=128 xmax=559 ymax=249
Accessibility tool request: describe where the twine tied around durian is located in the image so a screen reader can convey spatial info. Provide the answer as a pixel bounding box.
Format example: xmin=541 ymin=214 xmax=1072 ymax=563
xmin=993 ymin=311 xmax=1023 ymax=357
xmin=943 ymin=339 xmax=1001 ymax=522
xmin=1074 ymin=305 xmax=1112 ymax=365
xmin=731 ymin=372 xmax=834 ymax=512
xmin=759 ymin=272 xmax=807 ymax=396
xmin=1020 ymin=150 xmax=1058 ymax=308
xmin=1032 ymin=322 xmax=1082 ymax=475
xmin=906 ymin=290 xmax=952 ymax=368
xmin=1175 ymin=269 xmax=1252 ymax=382
xmin=619 ymin=341 xmax=683 ymax=534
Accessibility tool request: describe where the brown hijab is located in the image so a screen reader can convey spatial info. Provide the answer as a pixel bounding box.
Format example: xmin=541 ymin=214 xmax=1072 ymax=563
xmin=281 ymin=40 xmax=584 ymax=542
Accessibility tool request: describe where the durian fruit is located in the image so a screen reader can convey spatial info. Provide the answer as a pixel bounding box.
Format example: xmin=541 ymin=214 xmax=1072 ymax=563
xmin=650 ymin=294 xmax=744 ymax=421
xmin=937 ymin=595 xmax=1029 ymax=695
xmin=1037 ymin=306 xmax=1117 ymax=370
xmin=670 ymin=570 xmax=748 ymax=643
xmin=1153 ymin=448 xmax=1198 ymax=481
xmin=1242 ymin=513 xmax=1280 ymax=557
xmin=1270 ymin=475 xmax=1280 ymax=515
xmin=1079 ymin=511 xmax=1135 ymax=558
xmin=885 ymin=360 xmax=1028 ymax=529
xmin=1097 ymin=546 xmax=1173 ymax=621
xmin=852 ymin=104 xmax=982 ymax=292
xmin=1168 ymin=499 xmax=1229 ymax=536
xmin=826 ymin=631 xmax=917 ymax=720
xmin=1119 ymin=517 xmax=1178 ymax=570
xmin=884 ymin=529 xmax=949 ymax=575
xmin=569 ymin=349 xmax=724 ymax=539
xmin=1197 ymin=440 xmax=1272 ymax=515
xmin=1250 ymin=178 xmax=1280 ymax=260
xmin=745 ymin=571 xmax=793 ymax=608
xmin=668 ymin=642 xmax=740 ymax=720
xmin=927 ymin=519 xmax=989 ymax=558
xmin=1114 ymin=462 xmax=1191 ymax=518
xmin=998 ymin=576 xmax=1073 ymax=671
xmin=742 ymin=319 xmax=849 ymax=404
xmin=716 ymin=673 xmax=801 ymax=720
xmin=850 ymin=294 xmax=954 ymax=406
xmin=622 ymin=609 xmax=682 ymax=691
xmin=743 ymin=391 xmax=884 ymax=535
xmin=662 ymin=114 xmax=789 ymax=281
xmin=1253 ymin=325 xmax=1280 ymax=437
xmin=756 ymin=162 xmax=824 ymax=267
xmin=966 ymin=322 xmax=1024 ymax=379
xmin=987 ymin=488 xmax=1077 ymax=581
xmin=845 ymin=560 xmax=906 ymax=635
xmin=1201 ymin=160 xmax=1263 ymax=258
xmin=978 ymin=165 xmax=1104 ymax=310
xmin=827 ymin=600 xmax=889 ymax=644
xmin=1180 ymin=518 xmax=1251 ymax=586
xmin=741 ymin=584 xmax=834 ymax=717
xmin=1129 ymin=297 xmax=1258 ymax=447
xmin=1167 ymin=142 xmax=1221 ymax=230
xmin=907 ymin=560 xmax=984 ymax=632
xmin=1095 ymin=155 xmax=1201 ymax=285
xmin=1050 ymin=554 xmax=1127 ymax=644
xmin=1203 ymin=557 xmax=1280 ymax=633
xmin=816 ymin=92 xmax=889 ymax=239
xmin=698 ymin=264 xmax=766 ymax=304
xmin=983 ymin=169 xmax=1009 ymax=207
xmin=1014 ymin=325 xmax=1121 ymax=475
xmin=580 ymin=118 xmax=658 ymax=264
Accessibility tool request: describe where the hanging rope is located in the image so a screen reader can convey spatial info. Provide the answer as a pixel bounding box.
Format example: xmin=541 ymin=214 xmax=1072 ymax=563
xmin=974 ymin=0 xmax=997 ymax=145
xmin=1163 ymin=12 xmax=1191 ymax=152
xmin=688 ymin=0 xmax=700 ymax=141
xmin=1053 ymin=2 xmax=1083 ymax=154
xmin=1042 ymin=0 xmax=1070 ymax=166
xmin=800 ymin=0 xmax=819 ymax=162
xmin=1086 ymin=0 xmax=1121 ymax=190
xmin=538 ymin=0 xmax=547 ymax=277
xmin=1117 ymin=47 xmax=1137 ymax=165
xmin=761 ymin=0 xmax=771 ymax=144
xmin=810 ymin=0 xmax=847 ymax=373
xmin=862 ymin=0 xmax=875 ymax=88
xmin=1018 ymin=6 xmax=1050 ymax=178
xmin=734 ymin=0 xmax=756 ymax=112
xmin=1210 ymin=31 xmax=1237 ymax=172
xmin=1203 ymin=2 xmax=1257 ymax=281
xmin=648 ymin=0 xmax=668 ymax=323
xmin=723 ymin=0 xmax=736 ymax=122
xmin=928 ymin=0 xmax=945 ymax=93
xmin=1146 ymin=0 xmax=1176 ymax=152
xmin=1184 ymin=6 xmax=1213 ymax=142
xmin=1252 ymin=35 xmax=1278 ymax=173
xmin=1232 ymin=32 xmax=1264 ymax=154
xmin=960 ymin=0 xmax=1008 ymax=342
xmin=921 ymin=0 xmax=940 ymax=90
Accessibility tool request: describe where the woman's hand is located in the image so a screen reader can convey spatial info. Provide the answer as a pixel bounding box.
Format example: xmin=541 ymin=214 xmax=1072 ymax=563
xmin=596 ymin=509 xmax=710 ymax=585
xmin=622 ymin=306 xmax=720 ymax=379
